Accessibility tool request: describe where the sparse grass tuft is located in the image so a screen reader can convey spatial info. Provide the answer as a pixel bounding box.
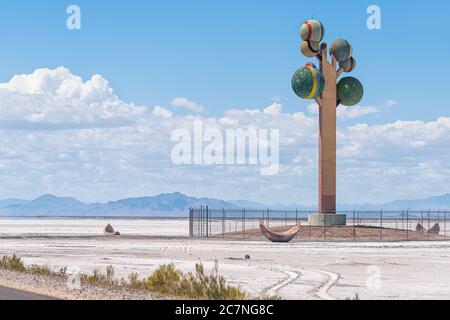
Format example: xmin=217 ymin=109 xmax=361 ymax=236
xmin=140 ymin=261 xmax=247 ymax=300
xmin=1 ymin=254 xmax=67 ymax=277
xmin=1 ymin=255 xmax=248 ymax=300
xmin=346 ymin=293 xmax=360 ymax=300
xmin=0 ymin=254 xmax=26 ymax=272
xmin=29 ymin=264 xmax=53 ymax=276
xmin=80 ymin=265 xmax=118 ymax=288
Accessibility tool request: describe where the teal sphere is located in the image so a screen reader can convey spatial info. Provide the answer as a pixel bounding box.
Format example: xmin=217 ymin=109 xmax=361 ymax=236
xmin=337 ymin=77 xmax=364 ymax=106
xmin=329 ymin=39 xmax=352 ymax=63
xmin=292 ymin=64 xmax=325 ymax=100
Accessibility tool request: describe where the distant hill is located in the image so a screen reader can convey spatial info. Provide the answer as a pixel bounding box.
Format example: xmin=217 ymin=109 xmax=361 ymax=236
xmin=361 ymin=193 xmax=450 ymax=211
xmin=0 ymin=192 xmax=450 ymax=217
xmin=0 ymin=193 xmax=239 ymax=217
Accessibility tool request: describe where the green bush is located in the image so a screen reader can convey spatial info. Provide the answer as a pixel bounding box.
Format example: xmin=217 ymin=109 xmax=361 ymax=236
xmin=0 ymin=255 xmax=249 ymax=300
xmin=0 ymin=255 xmax=26 ymax=272
xmin=81 ymin=265 xmax=118 ymax=287
xmin=29 ymin=264 xmax=53 ymax=276
xmin=142 ymin=261 xmax=246 ymax=300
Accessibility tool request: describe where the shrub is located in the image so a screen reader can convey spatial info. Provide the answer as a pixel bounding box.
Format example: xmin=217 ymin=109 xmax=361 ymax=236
xmin=0 ymin=255 xmax=26 ymax=272
xmin=142 ymin=261 xmax=247 ymax=300
xmin=29 ymin=264 xmax=53 ymax=276
xmin=81 ymin=265 xmax=119 ymax=288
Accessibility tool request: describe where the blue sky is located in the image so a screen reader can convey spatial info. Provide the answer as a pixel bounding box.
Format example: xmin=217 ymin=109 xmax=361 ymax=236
xmin=1 ymin=0 xmax=449 ymax=122
xmin=0 ymin=1 xmax=449 ymax=205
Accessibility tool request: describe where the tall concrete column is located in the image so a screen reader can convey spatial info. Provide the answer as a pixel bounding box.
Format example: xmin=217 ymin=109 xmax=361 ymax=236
xmin=316 ymin=44 xmax=337 ymax=215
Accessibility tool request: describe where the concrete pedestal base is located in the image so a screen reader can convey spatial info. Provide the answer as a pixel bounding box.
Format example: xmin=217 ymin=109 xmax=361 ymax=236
xmin=308 ymin=214 xmax=347 ymax=226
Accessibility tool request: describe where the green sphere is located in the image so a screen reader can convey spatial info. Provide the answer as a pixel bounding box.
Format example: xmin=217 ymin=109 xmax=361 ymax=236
xmin=337 ymin=77 xmax=364 ymax=106
xmin=329 ymin=39 xmax=352 ymax=63
xmin=292 ymin=65 xmax=324 ymax=100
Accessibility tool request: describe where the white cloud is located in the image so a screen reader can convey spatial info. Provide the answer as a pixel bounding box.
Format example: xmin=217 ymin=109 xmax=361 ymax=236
xmin=385 ymin=100 xmax=399 ymax=107
xmin=306 ymin=103 xmax=319 ymax=115
xmin=264 ymin=103 xmax=283 ymax=115
xmin=0 ymin=67 xmax=146 ymax=128
xmin=152 ymin=106 xmax=173 ymax=119
xmin=337 ymin=105 xmax=379 ymax=119
xmin=171 ymin=97 xmax=204 ymax=113
xmin=306 ymin=103 xmax=379 ymax=119
xmin=0 ymin=67 xmax=449 ymax=205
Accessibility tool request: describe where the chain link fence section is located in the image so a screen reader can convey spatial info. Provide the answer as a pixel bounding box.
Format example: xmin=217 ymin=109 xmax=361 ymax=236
xmin=189 ymin=207 xmax=449 ymax=242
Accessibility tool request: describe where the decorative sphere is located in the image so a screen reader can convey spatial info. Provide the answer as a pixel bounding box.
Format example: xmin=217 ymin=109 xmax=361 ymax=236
xmin=329 ymin=39 xmax=352 ymax=63
xmin=300 ymin=20 xmax=325 ymax=43
xmin=300 ymin=40 xmax=320 ymax=58
xmin=340 ymin=57 xmax=356 ymax=73
xmin=292 ymin=64 xmax=325 ymax=100
xmin=337 ymin=77 xmax=364 ymax=106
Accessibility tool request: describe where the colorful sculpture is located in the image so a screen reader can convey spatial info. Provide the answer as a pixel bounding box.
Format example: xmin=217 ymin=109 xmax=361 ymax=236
xmin=291 ymin=19 xmax=364 ymax=221
xmin=329 ymin=39 xmax=352 ymax=63
xmin=337 ymin=77 xmax=364 ymax=106
xmin=291 ymin=63 xmax=324 ymax=99
xmin=300 ymin=20 xmax=325 ymax=42
xmin=340 ymin=57 xmax=356 ymax=73
xmin=301 ymin=40 xmax=320 ymax=57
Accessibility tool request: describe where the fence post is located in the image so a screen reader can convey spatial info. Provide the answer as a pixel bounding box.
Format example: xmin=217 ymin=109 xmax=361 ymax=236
xmin=189 ymin=208 xmax=193 ymax=237
xmin=406 ymin=210 xmax=409 ymax=241
xmin=285 ymin=211 xmax=288 ymax=226
xmin=198 ymin=206 xmax=203 ymax=238
xmin=222 ymin=208 xmax=225 ymax=238
xmin=444 ymin=211 xmax=447 ymax=240
xmin=243 ymin=209 xmax=246 ymax=239
xmin=206 ymin=206 xmax=209 ymax=238
xmin=380 ymin=210 xmax=383 ymax=241
xmin=296 ymin=209 xmax=298 ymax=225
xmin=267 ymin=209 xmax=270 ymax=228
xmin=401 ymin=211 xmax=404 ymax=230
xmin=428 ymin=210 xmax=431 ymax=241
xmin=353 ymin=210 xmax=356 ymax=240
xmin=309 ymin=212 xmax=312 ymax=239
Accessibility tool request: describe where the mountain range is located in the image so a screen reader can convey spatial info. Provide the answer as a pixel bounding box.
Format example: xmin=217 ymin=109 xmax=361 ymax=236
xmin=1 ymin=192 xmax=450 ymax=217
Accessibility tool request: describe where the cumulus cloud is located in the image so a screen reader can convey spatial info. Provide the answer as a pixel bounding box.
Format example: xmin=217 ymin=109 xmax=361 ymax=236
xmin=0 ymin=67 xmax=146 ymax=129
xmin=171 ymin=97 xmax=204 ymax=113
xmin=264 ymin=103 xmax=283 ymax=115
xmin=307 ymin=103 xmax=379 ymax=119
xmin=0 ymin=67 xmax=449 ymax=205
xmin=337 ymin=105 xmax=379 ymax=119
xmin=152 ymin=106 xmax=173 ymax=119
xmin=385 ymin=100 xmax=399 ymax=107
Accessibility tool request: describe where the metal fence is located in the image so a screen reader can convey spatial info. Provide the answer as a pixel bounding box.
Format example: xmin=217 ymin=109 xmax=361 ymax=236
xmin=189 ymin=207 xmax=449 ymax=242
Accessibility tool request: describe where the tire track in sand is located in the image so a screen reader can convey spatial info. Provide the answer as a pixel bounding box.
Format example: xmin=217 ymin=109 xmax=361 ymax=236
xmin=307 ymin=268 xmax=340 ymax=300
xmin=260 ymin=265 xmax=339 ymax=300
xmin=263 ymin=266 xmax=301 ymax=297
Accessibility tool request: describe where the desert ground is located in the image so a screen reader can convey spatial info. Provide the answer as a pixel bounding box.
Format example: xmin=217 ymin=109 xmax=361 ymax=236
xmin=0 ymin=218 xmax=449 ymax=300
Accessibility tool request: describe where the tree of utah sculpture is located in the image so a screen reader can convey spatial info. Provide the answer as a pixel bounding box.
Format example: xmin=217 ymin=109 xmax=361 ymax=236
xmin=292 ymin=20 xmax=363 ymax=225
